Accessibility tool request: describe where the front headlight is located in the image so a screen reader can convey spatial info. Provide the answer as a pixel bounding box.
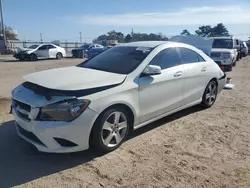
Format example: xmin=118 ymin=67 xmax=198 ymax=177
xmin=221 ymin=53 xmax=231 ymax=59
xmin=39 ymin=99 xmax=90 ymax=121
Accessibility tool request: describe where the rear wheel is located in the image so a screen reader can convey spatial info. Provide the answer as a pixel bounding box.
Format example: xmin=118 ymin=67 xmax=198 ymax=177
xmin=29 ymin=53 xmax=37 ymax=61
xmin=90 ymin=107 xmax=130 ymax=153
xmin=201 ymin=80 xmax=218 ymax=108
xmin=56 ymin=52 xmax=63 ymax=59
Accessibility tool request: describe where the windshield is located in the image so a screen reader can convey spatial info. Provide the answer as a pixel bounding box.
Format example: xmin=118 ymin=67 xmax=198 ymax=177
xmin=28 ymin=45 xmax=39 ymax=49
xmin=246 ymin=42 xmax=250 ymax=48
xmin=212 ymin=39 xmax=233 ymax=49
xmin=77 ymin=46 xmax=153 ymax=74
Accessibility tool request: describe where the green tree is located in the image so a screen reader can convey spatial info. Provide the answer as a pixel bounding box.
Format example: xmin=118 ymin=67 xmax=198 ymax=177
xmin=125 ymin=34 xmax=132 ymax=42
xmin=210 ymin=23 xmax=230 ymax=37
xmin=180 ymin=29 xmax=191 ymax=36
xmin=0 ymin=26 xmax=18 ymax=40
xmin=97 ymin=34 xmax=108 ymax=41
xmin=195 ymin=25 xmax=213 ymax=37
xmin=195 ymin=23 xmax=230 ymax=37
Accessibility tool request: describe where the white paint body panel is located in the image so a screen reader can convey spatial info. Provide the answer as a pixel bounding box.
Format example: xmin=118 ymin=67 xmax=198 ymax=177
xmin=12 ymin=41 xmax=225 ymax=153
xmin=25 ymin=44 xmax=66 ymax=59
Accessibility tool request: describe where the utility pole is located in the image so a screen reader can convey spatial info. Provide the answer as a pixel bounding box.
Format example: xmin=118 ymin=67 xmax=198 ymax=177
xmin=79 ymin=32 xmax=82 ymax=43
xmin=0 ymin=0 xmax=6 ymax=52
xmin=40 ymin=33 xmax=43 ymax=43
xmin=131 ymin=28 xmax=134 ymax=41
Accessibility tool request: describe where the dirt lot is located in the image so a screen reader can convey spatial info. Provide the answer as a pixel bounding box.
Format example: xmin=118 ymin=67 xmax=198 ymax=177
xmin=1 ymin=56 xmax=250 ymax=188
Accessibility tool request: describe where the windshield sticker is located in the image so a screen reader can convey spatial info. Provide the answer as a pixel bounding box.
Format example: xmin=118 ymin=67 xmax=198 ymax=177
xmin=135 ymin=47 xmax=151 ymax=53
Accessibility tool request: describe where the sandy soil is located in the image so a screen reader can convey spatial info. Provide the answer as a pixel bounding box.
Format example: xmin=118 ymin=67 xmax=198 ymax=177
xmin=1 ymin=56 xmax=250 ymax=188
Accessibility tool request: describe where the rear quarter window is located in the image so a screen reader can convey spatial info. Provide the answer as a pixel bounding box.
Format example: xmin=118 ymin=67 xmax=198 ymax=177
xmin=178 ymin=47 xmax=205 ymax=64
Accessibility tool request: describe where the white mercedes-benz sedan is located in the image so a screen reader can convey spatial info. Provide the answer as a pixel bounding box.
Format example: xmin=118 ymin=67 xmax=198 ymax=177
xmin=11 ymin=41 xmax=226 ymax=153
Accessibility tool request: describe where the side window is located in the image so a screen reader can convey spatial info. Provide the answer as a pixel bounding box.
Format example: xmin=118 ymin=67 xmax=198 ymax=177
xmin=38 ymin=45 xmax=48 ymax=50
xmin=48 ymin=45 xmax=56 ymax=49
xmin=236 ymin=39 xmax=239 ymax=45
xmin=178 ymin=48 xmax=204 ymax=64
xmin=198 ymin=55 xmax=205 ymax=62
xmin=149 ymin=48 xmax=181 ymax=70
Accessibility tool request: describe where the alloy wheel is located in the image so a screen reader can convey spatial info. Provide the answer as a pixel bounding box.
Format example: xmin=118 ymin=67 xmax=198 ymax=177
xmin=205 ymin=82 xmax=217 ymax=105
xmin=101 ymin=111 xmax=128 ymax=148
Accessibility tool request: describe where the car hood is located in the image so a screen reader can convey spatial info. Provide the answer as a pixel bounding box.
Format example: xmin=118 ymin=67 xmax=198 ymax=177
xmin=16 ymin=47 xmax=35 ymax=53
xmin=23 ymin=66 xmax=126 ymax=91
xmin=211 ymin=48 xmax=234 ymax=53
xmin=170 ymin=35 xmax=214 ymax=56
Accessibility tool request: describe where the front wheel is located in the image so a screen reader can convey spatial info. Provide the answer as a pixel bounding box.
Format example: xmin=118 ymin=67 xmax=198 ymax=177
xmin=201 ymin=80 xmax=218 ymax=108
xmin=29 ymin=53 xmax=37 ymax=61
xmin=90 ymin=107 xmax=131 ymax=153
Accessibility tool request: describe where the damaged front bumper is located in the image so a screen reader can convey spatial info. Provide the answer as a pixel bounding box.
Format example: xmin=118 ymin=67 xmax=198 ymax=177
xmin=13 ymin=53 xmax=30 ymax=60
xmin=11 ymin=84 xmax=99 ymax=153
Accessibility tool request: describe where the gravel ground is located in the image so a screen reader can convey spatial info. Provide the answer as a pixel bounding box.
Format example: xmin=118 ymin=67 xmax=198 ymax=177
xmin=0 ymin=56 xmax=250 ymax=188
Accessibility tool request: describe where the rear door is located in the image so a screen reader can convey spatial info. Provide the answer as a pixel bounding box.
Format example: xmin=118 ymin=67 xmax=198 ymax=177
xmin=177 ymin=47 xmax=210 ymax=105
xmin=48 ymin=45 xmax=57 ymax=58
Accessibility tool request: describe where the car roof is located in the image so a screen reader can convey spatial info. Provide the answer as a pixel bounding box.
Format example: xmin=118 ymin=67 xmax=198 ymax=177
xmin=118 ymin=41 xmax=174 ymax=48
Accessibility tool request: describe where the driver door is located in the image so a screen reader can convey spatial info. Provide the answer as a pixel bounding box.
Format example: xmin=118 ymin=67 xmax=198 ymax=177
xmin=138 ymin=47 xmax=184 ymax=123
xmin=36 ymin=45 xmax=49 ymax=58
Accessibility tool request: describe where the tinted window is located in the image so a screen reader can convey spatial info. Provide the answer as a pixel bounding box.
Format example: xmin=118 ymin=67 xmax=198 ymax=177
xmin=28 ymin=45 xmax=39 ymax=49
xmin=48 ymin=45 xmax=56 ymax=49
xmin=38 ymin=45 xmax=48 ymax=50
xmin=212 ymin=39 xmax=233 ymax=49
xmin=78 ymin=46 xmax=153 ymax=74
xmin=178 ymin=48 xmax=204 ymax=64
xmin=149 ymin=48 xmax=181 ymax=70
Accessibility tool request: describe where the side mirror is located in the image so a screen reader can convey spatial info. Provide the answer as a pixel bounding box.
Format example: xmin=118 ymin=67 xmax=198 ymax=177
xmin=143 ymin=65 xmax=161 ymax=75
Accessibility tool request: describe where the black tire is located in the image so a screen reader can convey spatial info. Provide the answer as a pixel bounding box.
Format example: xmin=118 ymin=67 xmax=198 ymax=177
xmin=233 ymin=61 xmax=236 ymax=67
xmin=29 ymin=53 xmax=37 ymax=61
xmin=201 ymin=80 xmax=218 ymax=108
xmin=56 ymin=52 xmax=63 ymax=59
xmin=90 ymin=107 xmax=131 ymax=153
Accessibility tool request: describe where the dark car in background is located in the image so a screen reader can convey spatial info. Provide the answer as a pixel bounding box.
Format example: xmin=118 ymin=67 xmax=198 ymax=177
xmin=71 ymin=44 xmax=91 ymax=58
xmin=246 ymin=41 xmax=250 ymax=55
xmin=84 ymin=45 xmax=108 ymax=59
xmin=72 ymin=44 xmax=105 ymax=58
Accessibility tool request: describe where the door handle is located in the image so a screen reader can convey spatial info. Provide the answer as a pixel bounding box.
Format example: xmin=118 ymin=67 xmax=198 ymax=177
xmin=201 ymin=67 xmax=207 ymax=72
xmin=174 ymin=71 xmax=182 ymax=77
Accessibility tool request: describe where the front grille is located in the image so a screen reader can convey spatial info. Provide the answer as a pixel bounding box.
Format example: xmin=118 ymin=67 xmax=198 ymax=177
xmin=17 ymin=124 xmax=46 ymax=146
xmin=13 ymin=99 xmax=31 ymax=121
xmin=211 ymin=52 xmax=221 ymax=58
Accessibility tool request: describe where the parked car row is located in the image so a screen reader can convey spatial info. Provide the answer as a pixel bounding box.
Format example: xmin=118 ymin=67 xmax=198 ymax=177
xmin=13 ymin=44 xmax=66 ymax=61
xmin=210 ymin=36 xmax=249 ymax=72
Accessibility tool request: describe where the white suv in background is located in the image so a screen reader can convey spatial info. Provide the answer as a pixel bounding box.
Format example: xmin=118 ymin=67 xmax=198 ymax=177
xmin=210 ymin=37 xmax=239 ymax=72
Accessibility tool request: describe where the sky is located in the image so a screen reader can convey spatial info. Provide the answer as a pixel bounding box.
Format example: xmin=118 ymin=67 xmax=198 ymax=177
xmin=3 ymin=0 xmax=250 ymax=42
